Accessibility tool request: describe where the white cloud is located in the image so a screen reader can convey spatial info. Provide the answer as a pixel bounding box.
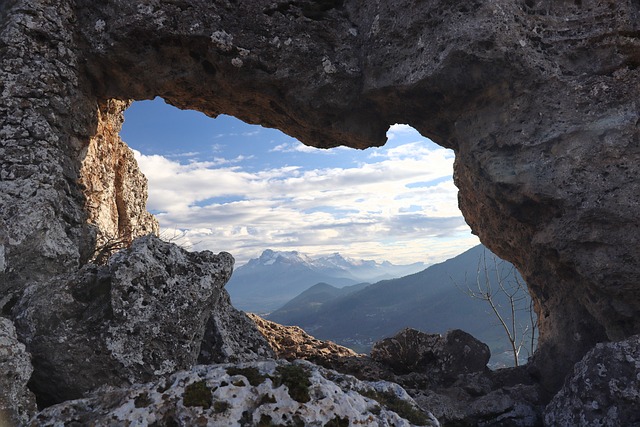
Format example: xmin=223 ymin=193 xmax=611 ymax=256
xmin=133 ymin=139 xmax=478 ymax=265
xmin=270 ymin=142 xmax=335 ymax=154
xmin=386 ymin=123 xmax=422 ymax=141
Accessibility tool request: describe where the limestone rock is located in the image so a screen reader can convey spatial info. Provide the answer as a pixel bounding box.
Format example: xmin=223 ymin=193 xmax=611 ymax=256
xmin=544 ymin=335 xmax=640 ymax=426
xmin=0 ymin=317 xmax=36 ymax=426
xmin=371 ymin=328 xmax=490 ymax=380
xmin=2 ymin=0 xmax=640 ymax=398
xmin=79 ymin=99 xmax=159 ymax=263
xmin=0 ymin=0 xmax=99 ymax=301
xmin=13 ymin=235 xmax=272 ymax=407
xmin=198 ymin=294 xmax=274 ymax=365
xmin=29 ymin=360 xmax=440 ymax=427
xmin=411 ymin=376 xmax=541 ymax=427
xmin=248 ymin=319 xmax=542 ymax=426
xmin=248 ymin=313 xmax=359 ymax=361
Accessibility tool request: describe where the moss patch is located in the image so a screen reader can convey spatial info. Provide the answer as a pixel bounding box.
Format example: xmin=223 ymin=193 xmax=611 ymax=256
xmin=213 ymin=400 xmax=230 ymax=413
xmin=324 ymin=415 xmax=349 ymax=426
xmin=274 ymin=364 xmax=311 ymax=403
xmin=227 ymin=366 xmax=267 ymax=386
xmin=134 ymin=391 xmax=153 ymax=408
xmin=258 ymin=393 xmax=277 ymax=405
xmin=361 ymin=389 xmax=430 ymax=426
xmin=183 ymin=380 xmax=212 ymax=409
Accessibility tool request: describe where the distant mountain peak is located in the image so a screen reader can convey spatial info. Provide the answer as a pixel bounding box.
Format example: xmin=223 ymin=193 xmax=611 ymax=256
xmin=228 ymin=249 xmax=429 ymax=312
xmin=246 ymin=249 xmax=421 ymax=271
xmin=251 ymin=249 xmax=313 ymax=266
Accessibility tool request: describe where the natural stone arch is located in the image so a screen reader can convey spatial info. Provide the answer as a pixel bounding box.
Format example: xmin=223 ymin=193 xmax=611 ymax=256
xmin=1 ymin=0 xmax=639 ymax=399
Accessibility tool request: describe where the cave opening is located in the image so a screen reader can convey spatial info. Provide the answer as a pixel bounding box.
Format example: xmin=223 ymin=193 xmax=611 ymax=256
xmin=116 ymin=97 xmax=535 ymax=368
xmin=120 ymin=97 xmax=476 ymax=266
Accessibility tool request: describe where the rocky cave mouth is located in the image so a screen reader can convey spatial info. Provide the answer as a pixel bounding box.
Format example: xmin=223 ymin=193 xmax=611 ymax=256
xmin=3 ymin=0 xmax=640 ymax=424
xmin=116 ymin=98 xmax=538 ymax=369
xmin=117 ymin=97 xmax=472 ymax=266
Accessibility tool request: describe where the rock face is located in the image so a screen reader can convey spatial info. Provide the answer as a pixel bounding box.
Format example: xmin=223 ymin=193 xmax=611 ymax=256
xmin=1 ymin=0 xmax=639 ymax=405
xmin=371 ymin=328 xmax=490 ymax=379
xmin=544 ymin=335 xmax=640 ymax=426
xmin=29 ymin=360 xmax=440 ymax=427
xmin=79 ymin=99 xmax=159 ymax=263
xmin=248 ymin=313 xmax=360 ymax=365
xmin=251 ymin=319 xmax=543 ymax=426
xmin=368 ymin=329 xmax=542 ymax=426
xmin=13 ymin=235 xmax=273 ymax=407
xmin=0 ymin=317 xmax=36 ymax=426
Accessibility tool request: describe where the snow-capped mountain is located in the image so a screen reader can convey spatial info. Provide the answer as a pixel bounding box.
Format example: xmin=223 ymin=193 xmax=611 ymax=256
xmin=226 ymin=250 xmax=427 ymax=313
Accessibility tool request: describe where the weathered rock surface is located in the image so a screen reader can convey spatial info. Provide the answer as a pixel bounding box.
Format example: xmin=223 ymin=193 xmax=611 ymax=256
xmin=248 ymin=313 xmax=360 ymax=363
xmin=252 ymin=318 xmax=544 ymax=425
xmin=410 ymin=370 xmax=542 ymax=427
xmin=2 ymin=0 xmax=640 ymax=407
xmin=79 ymin=99 xmax=159 ymax=263
xmin=544 ymin=335 xmax=640 ymax=426
xmin=364 ymin=328 xmax=541 ymax=425
xmin=198 ymin=293 xmax=275 ymax=365
xmin=29 ymin=360 xmax=440 ymax=427
xmin=0 ymin=317 xmax=36 ymax=426
xmin=372 ymin=328 xmax=490 ymax=380
xmin=13 ymin=235 xmax=272 ymax=407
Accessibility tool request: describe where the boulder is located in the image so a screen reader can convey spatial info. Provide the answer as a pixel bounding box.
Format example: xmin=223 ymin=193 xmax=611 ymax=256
xmin=0 ymin=317 xmax=36 ymax=426
xmin=544 ymin=335 xmax=640 ymax=426
xmin=29 ymin=360 xmax=440 ymax=427
xmin=13 ymin=235 xmax=273 ymax=407
xmin=371 ymin=328 xmax=490 ymax=380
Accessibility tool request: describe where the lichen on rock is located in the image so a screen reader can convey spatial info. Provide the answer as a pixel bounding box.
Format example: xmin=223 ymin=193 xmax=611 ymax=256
xmin=2 ymin=0 xmax=640 ymax=422
xmin=544 ymin=335 xmax=640 ymax=426
xmin=13 ymin=235 xmax=272 ymax=407
xmin=0 ymin=317 xmax=36 ymax=426
xmin=29 ymin=360 xmax=440 ymax=427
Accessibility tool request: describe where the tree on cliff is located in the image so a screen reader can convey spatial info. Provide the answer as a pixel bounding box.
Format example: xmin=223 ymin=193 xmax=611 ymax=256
xmin=464 ymin=252 xmax=538 ymax=367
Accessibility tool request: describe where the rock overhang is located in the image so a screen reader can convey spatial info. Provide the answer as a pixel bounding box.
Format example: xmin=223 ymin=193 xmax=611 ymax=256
xmin=1 ymin=0 xmax=639 ymax=402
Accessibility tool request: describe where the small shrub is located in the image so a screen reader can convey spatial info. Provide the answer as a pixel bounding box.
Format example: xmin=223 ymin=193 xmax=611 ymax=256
xmin=227 ymin=366 xmax=267 ymax=386
xmin=134 ymin=391 xmax=153 ymax=408
xmin=274 ymin=364 xmax=311 ymax=403
xmin=213 ymin=400 xmax=230 ymax=413
xmin=183 ymin=380 xmax=212 ymax=409
xmin=361 ymin=389 xmax=430 ymax=426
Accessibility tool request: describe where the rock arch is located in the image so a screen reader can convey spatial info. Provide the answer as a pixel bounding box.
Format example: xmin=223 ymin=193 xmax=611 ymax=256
xmin=1 ymin=0 xmax=639 ymax=397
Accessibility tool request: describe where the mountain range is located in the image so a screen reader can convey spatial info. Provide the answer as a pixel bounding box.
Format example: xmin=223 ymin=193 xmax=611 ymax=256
xmin=226 ymin=249 xmax=427 ymax=312
xmin=266 ymin=245 xmax=536 ymax=367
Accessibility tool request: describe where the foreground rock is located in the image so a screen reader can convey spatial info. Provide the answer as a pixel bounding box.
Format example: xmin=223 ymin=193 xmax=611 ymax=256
xmin=248 ymin=313 xmax=360 ymax=363
xmin=14 ymin=236 xmax=273 ymax=406
xmin=544 ymin=335 xmax=640 ymax=426
xmin=30 ymin=360 xmax=440 ymax=427
xmin=2 ymin=0 xmax=640 ymax=403
xmin=0 ymin=317 xmax=36 ymax=426
xmin=371 ymin=328 xmax=490 ymax=380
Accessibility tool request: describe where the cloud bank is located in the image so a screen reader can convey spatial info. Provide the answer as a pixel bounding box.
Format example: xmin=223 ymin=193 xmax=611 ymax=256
xmin=132 ymin=125 xmax=479 ymax=265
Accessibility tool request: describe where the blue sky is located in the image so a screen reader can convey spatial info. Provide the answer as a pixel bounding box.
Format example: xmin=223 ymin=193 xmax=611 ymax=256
xmin=121 ymin=98 xmax=479 ymax=265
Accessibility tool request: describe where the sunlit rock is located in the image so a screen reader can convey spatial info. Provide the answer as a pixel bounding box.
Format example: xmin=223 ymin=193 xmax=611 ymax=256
xmin=29 ymin=360 xmax=440 ymax=427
